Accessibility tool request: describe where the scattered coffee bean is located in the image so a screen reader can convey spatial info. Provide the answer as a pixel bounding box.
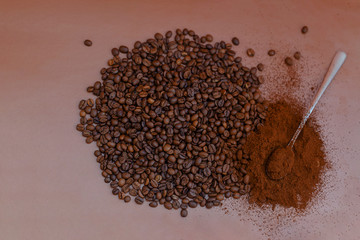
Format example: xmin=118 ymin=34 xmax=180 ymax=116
xmin=84 ymin=40 xmax=92 ymax=47
xmin=180 ymin=209 xmax=188 ymax=217
xmin=149 ymin=201 xmax=158 ymax=208
xmin=257 ymin=63 xmax=264 ymax=71
xmin=285 ymin=57 xmax=293 ymax=66
xmin=268 ymin=49 xmax=275 ymax=56
xmin=205 ymin=34 xmax=213 ymax=42
xmin=301 ymin=26 xmax=308 ymax=34
xmin=77 ymin=28 xmax=267 ymax=218
xmin=135 ymin=196 xmax=144 ymax=205
xmin=111 ymin=48 xmax=119 ymax=56
xmin=247 ymin=48 xmax=255 ymax=57
xmin=164 ymin=202 xmax=173 ymax=210
xmin=119 ymin=45 xmax=129 ymax=53
xmin=294 ymin=51 xmax=301 ymax=60
xmin=232 ymin=37 xmax=239 ymax=46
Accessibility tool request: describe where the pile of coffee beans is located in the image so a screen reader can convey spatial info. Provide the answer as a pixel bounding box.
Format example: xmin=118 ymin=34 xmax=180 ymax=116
xmin=77 ymin=28 xmax=267 ymax=217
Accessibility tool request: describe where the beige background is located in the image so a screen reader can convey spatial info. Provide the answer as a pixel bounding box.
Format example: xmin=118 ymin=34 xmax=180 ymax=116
xmin=1 ymin=0 xmax=360 ymax=239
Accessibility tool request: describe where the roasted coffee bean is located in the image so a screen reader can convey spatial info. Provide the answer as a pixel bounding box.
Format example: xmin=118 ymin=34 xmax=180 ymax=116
xmin=164 ymin=202 xmax=172 ymax=210
xmin=232 ymin=37 xmax=239 ymax=46
xmin=119 ymin=45 xmax=129 ymax=53
xmin=165 ymin=31 xmax=172 ymax=38
xmin=268 ymin=49 xmax=275 ymax=56
xmin=77 ymin=29 xmax=267 ymax=217
xmin=188 ymin=201 xmax=197 ymax=208
xmin=294 ymin=51 xmax=301 ymax=60
xmin=180 ymin=209 xmax=188 ymax=217
xmin=149 ymin=201 xmax=158 ymax=208
xmin=247 ymin=48 xmax=255 ymax=57
xmin=84 ymin=39 xmax=92 ymax=47
xmin=111 ymin=48 xmax=119 ymax=56
xmin=135 ymin=196 xmax=144 ymax=205
xmin=205 ymin=34 xmax=213 ymax=42
xmin=257 ymin=63 xmax=264 ymax=71
xmin=301 ymin=26 xmax=308 ymax=34
xmin=243 ymin=175 xmax=250 ymax=184
xmin=285 ymin=57 xmax=293 ymax=66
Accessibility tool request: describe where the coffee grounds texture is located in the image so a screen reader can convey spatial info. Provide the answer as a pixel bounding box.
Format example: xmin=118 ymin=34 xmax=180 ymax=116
xmin=244 ymin=101 xmax=326 ymax=209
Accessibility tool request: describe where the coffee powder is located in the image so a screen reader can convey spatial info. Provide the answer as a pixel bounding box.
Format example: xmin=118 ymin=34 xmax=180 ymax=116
xmin=244 ymin=101 xmax=326 ymax=209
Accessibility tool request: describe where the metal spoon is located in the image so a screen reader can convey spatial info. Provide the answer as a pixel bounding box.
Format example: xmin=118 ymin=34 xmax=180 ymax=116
xmin=266 ymin=51 xmax=347 ymax=180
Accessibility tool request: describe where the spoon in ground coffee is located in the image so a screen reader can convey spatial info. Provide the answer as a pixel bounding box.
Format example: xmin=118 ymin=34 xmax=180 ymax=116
xmin=266 ymin=51 xmax=347 ymax=180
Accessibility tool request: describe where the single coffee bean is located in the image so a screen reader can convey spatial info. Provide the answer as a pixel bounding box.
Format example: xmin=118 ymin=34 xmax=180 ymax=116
xmin=257 ymin=63 xmax=264 ymax=71
xmin=149 ymin=201 xmax=158 ymax=208
xmin=180 ymin=203 xmax=188 ymax=209
xmin=294 ymin=51 xmax=301 ymax=60
xmin=124 ymin=196 xmax=131 ymax=203
xmin=78 ymin=100 xmax=86 ymax=110
xmin=188 ymin=201 xmax=197 ymax=208
xmin=268 ymin=49 xmax=275 ymax=56
xmin=244 ymin=175 xmax=250 ymax=184
xmin=205 ymin=34 xmax=213 ymax=42
xmin=232 ymin=37 xmax=239 ymax=46
xmin=119 ymin=45 xmax=129 ymax=53
xmin=165 ymin=31 xmax=172 ymax=38
xmin=155 ymin=33 xmax=163 ymax=40
xmin=164 ymin=202 xmax=172 ymax=210
xmin=84 ymin=39 xmax=92 ymax=47
xmin=285 ymin=57 xmax=293 ymax=66
xmin=233 ymin=193 xmax=241 ymax=199
xmin=301 ymin=26 xmax=308 ymax=34
xmin=111 ymin=48 xmax=119 ymax=56
xmin=135 ymin=196 xmax=144 ymax=205
xmin=247 ymin=48 xmax=255 ymax=57
xmin=180 ymin=209 xmax=188 ymax=217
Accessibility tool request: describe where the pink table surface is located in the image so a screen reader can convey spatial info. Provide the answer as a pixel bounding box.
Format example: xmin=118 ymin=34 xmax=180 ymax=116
xmin=1 ymin=0 xmax=360 ymax=239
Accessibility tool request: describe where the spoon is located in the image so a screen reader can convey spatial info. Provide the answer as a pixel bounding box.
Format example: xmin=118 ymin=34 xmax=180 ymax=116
xmin=266 ymin=51 xmax=347 ymax=180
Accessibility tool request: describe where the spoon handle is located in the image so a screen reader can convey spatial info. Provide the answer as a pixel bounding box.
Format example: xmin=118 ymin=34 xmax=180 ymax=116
xmin=288 ymin=51 xmax=347 ymax=148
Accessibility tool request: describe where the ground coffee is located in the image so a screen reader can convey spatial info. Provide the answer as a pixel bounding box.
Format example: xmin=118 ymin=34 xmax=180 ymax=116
xmin=244 ymin=101 xmax=326 ymax=209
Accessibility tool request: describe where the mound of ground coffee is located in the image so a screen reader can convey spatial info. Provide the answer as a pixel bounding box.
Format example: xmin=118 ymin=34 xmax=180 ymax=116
xmin=244 ymin=101 xmax=326 ymax=209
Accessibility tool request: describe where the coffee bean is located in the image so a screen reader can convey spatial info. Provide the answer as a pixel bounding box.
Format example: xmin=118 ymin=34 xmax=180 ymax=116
xmin=301 ymin=26 xmax=308 ymax=34
xmin=124 ymin=196 xmax=131 ymax=203
xmin=257 ymin=63 xmax=264 ymax=71
xmin=247 ymin=48 xmax=255 ymax=57
xmin=78 ymin=100 xmax=86 ymax=110
xmin=77 ymin=28 xmax=266 ymax=217
xmin=163 ymin=144 xmax=171 ymax=152
xmin=164 ymin=202 xmax=172 ymax=210
xmin=135 ymin=196 xmax=144 ymax=205
xmin=119 ymin=45 xmax=129 ymax=53
xmin=165 ymin=31 xmax=172 ymax=38
xmin=188 ymin=201 xmax=197 ymax=208
xmin=285 ymin=57 xmax=293 ymax=66
xmin=111 ymin=48 xmax=119 ymax=56
xmin=149 ymin=201 xmax=158 ymax=208
xmin=244 ymin=175 xmax=250 ymax=184
xmin=155 ymin=33 xmax=163 ymax=40
xmin=206 ymin=34 xmax=213 ymax=42
xmin=84 ymin=40 xmax=92 ymax=47
xmin=206 ymin=202 xmax=213 ymax=209
xmin=180 ymin=209 xmax=188 ymax=217
xmin=233 ymin=193 xmax=241 ymax=199
xmin=294 ymin=51 xmax=301 ymax=60
xmin=232 ymin=37 xmax=239 ymax=46
xmin=268 ymin=49 xmax=275 ymax=56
